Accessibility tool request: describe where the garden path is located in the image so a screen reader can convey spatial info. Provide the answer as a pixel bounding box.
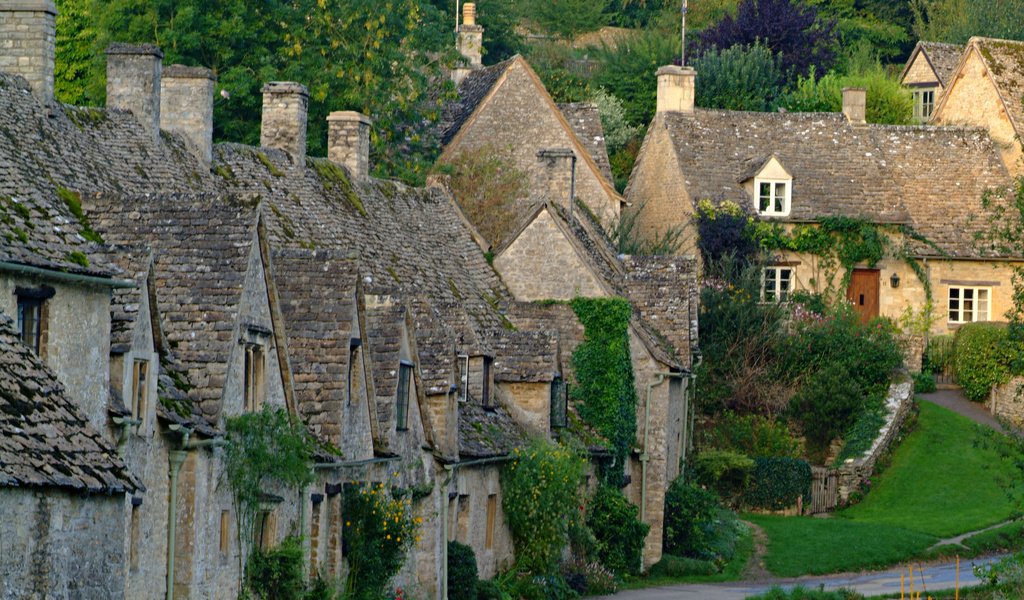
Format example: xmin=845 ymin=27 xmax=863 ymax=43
xmin=918 ymin=390 xmax=1006 ymax=433
xmin=928 ymin=518 xmax=1020 ymax=551
xmin=605 ymin=554 xmax=1006 ymax=600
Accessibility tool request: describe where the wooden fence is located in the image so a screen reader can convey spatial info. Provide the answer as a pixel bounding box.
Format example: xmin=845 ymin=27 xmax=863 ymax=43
xmin=809 ymin=467 xmax=839 ymax=514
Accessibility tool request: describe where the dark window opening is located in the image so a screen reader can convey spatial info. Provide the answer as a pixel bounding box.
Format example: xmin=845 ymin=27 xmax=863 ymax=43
xmin=550 ymin=376 xmax=567 ymax=429
xmin=481 ymin=356 xmax=493 ymax=409
xmin=16 ymin=296 xmax=44 ymax=355
xmin=396 ymin=361 xmax=413 ymax=430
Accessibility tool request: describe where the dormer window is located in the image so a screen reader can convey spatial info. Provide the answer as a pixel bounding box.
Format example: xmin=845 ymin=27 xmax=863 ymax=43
xmin=396 ymin=361 xmax=413 ymax=431
xmin=756 ymin=178 xmax=791 ymax=216
xmin=243 ymin=344 xmax=266 ymax=412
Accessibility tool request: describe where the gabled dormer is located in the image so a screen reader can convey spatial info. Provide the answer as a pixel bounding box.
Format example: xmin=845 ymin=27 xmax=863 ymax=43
xmin=741 ymin=155 xmax=792 ymax=218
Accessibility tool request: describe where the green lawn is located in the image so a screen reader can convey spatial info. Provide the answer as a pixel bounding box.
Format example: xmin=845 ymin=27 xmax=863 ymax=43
xmin=748 ymin=400 xmax=1020 ymax=577
xmin=621 ymin=526 xmax=754 ymax=589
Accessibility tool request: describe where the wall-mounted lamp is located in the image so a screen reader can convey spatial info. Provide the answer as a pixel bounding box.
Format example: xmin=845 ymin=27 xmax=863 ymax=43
xmin=890 ymin=273 xmax=900 ymax=288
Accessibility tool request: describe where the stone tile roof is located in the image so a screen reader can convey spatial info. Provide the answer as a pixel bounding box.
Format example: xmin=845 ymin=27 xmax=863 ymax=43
xmin=657 ymin=110 xmax=1015 ymax=256
xmin=559 ymin=102 xmax=614 ymax=182
xmin=0 ymin=73 xmax=208 ymax=277
xmin=439 ymin=58 xmax=516 ymax=145
xmin=83 ymin=192 xmax=260 ymax=423
xmin=271 ymin=248 xmax=360 ymax=445
xmin=919 ymin=42 xmax=965 ymax=87
xmin=623 ymin=256 xmax=699 ymax=363
xmin=95 ymin=245 xmax=153 ymax=354
xmin=661 ymin=110 xmax=911 ymax=224
xmin=0 ymin=311 xmax=140 ymax=493
xmin=408 ymin=297 xmax=458 ymax=396
xmin=365 ymin=297 xmax=407 ymax=419
xmin=458 ymin=402 xmax=528 ymax=459
xmin=971 ymin=37 xmax=1024 ymax=138
xmin=487 ymin=330 xmax=559 ymax=383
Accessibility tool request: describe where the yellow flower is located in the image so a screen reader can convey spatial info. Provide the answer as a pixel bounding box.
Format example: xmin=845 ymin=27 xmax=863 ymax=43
xmin=386 ymin=534 xmax=391 ymax=540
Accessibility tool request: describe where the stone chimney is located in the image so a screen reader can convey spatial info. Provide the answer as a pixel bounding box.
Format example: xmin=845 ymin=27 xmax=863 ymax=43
xmin=842 ymin=87 xmax=867 ymax=125
xmin=535 ymin=149 xmax=577 ymax=212
xmin=656 ymin=65 xmax=696 ymax=115
xmin=160 ymin=65 xmax=216 ymax=166
xmin=0 ymin=0 xmax=57 ymax=103
xmin=327 ymin=111 xmax=372 ymax=182
xmin=453 ymin=2 xmax=484 ymax=85
xmin=106 ymin=43 xmax=164 ymax=143
xmin=260 ymin=82 xmax=309 ymax=167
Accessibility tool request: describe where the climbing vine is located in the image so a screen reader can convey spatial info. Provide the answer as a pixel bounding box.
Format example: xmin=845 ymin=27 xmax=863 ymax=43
xmin=224 ymin=406 xmax=317 ymax=583
xmin=343 ymin=482 xmax=419 ymax=600
xmin=569 ymin=297 xmax=638 ymax=474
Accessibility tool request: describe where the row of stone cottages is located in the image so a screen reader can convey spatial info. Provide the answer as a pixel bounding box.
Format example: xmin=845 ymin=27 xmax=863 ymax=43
xmin=626 ymin=36 xmax=1024 ymax=367
xmin=0 ymin=2 xmax=699 ymax=599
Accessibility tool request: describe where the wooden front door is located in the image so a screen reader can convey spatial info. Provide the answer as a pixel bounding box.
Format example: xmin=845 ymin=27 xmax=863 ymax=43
xmin=847 ymin=269 xmax=880 ymax=324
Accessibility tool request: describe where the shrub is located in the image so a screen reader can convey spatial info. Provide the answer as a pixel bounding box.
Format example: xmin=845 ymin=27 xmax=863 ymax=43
xmin=476 ymin=580 xmax=502 ymax=600
xmin=834 ymin=392 xmax=887 ymax=464
xmin=954 ymin=322 xmax=1012 ymax=402
xmin=788 ymin=361 xmax=864 ymax=453
xmin=502 ymin=440 xmax=588 ymax=574
xmin=780 ymin=65 xmax=913 ymax=125
xmin=691 ymin=44 xmax=786 ymax=112
xmin=448 ymin=541 xmax=479 ymax=600
xmin=702 ymin=412 xmax=803 ymax=458
xmin=694 ymin=200 xmax=762 ymax=268
xmin=560 ymin=559 xmax=617 ymax=595
xmin=244 ymin=536 xmax=306 ymax=600
xmin=746 ymin=586 xmax=864 ymax=600
xmin=663 ymin=478 xmax=720 ymax=558
xmin=912 ymin=371 xmax=936 ymax=394
xmin=647 ymin=554 xmax=719 ymax=577
xmin=691 ymin=450 xmax=755 ymax=503
xmin=586 ymin=486 xmax=650 ymax=577
xmin=343 ymin=483 xmax=419 ymax=600
xmin=742 ymin=457 xmax=812 ymax=511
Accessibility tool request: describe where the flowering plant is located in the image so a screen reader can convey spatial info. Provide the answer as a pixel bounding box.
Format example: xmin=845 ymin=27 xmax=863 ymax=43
xmin=344 ymin=482 xmax=420 ymax=600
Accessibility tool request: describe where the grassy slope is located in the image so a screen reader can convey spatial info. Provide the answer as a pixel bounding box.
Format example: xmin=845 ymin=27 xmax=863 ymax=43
xmin=748 ymin=400 xmax=1019 ymax=577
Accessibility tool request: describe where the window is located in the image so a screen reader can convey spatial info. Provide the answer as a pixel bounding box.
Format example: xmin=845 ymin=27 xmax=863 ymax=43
xmin=244 ymin=344 xmax=266 ymax=412
xmin=485 ymin=494 xmax=497 ymax=549
xmin=762 ymin=267 xmax=793 ymax=302
xmin=131 ymin=359 xmax=149 ymax=425
xmin=16 ymin=296 xmax=44 ymax=355
xmin=949 ymin=286 xmax=990 ymax=323
xmin=220 ymin=510 xmax=231 ymax=555
xmin=458 ymin=355 xmax=470 ymax=403
xmin=129 ymin=503 xmax=142 ymax=571
xmin=396 ymin=361 xmax=413 ymax=431
xmin=347 ymin=338 xmax=361 ymax=406
xmin=550 ymin=376 xmax=567 ymax=429
xmin=913 ymin=89 xmax=936 ymax=122
xmin=255 ymin=509 xmax=277 ymax=550
xmin=481 ymin=356 xmax=493 ymax=409
xmin=755 ymin=178 xmax=791 ymax=216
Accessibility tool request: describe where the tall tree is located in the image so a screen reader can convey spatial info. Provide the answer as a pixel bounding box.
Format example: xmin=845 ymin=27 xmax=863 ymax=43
xmin=518 ymin=0 xmax=609 ymax=39
xmin=912 ymin=0 xmax=1024 ymax=44
xmin=697 ymin=0 xmax=838 ymax=80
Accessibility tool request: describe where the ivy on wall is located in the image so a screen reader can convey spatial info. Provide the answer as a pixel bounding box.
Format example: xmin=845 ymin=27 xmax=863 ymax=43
xmin=569 ymin=297 xmax=639 ymax=472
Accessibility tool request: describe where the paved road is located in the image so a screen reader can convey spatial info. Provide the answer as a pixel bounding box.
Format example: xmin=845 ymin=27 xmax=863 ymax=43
xmin=919 ymin=389 xmax=1006 ymax=432
xmin=600 ymin=555 xmax=1006 ymax=600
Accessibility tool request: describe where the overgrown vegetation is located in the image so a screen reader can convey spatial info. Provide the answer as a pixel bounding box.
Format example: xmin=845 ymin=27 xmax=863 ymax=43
xmin=586 ymin=485 xmax=649 ymax=577
xmin=343 ymin=482 xmax=419 ymax=600
xmin=441 ymin=147 xmax=529 ymax=247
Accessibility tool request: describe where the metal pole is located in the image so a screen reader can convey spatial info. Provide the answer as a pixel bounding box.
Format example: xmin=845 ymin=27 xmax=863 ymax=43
xmin=681 ymin=0 xmax=688 ymax=66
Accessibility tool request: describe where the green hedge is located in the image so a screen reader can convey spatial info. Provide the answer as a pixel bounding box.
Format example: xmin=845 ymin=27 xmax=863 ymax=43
xmin=447 ymin=541 xmax=478 ymax=600
xmin=742 ymin=457 xmax=812 ymax=511
xmin=954 ymin=323 xmax=1011 ymax=402
xmin=587 ymin=485 xmax=650 ymax=577
xmin=691 ymin=449 xmax=754 ymax=503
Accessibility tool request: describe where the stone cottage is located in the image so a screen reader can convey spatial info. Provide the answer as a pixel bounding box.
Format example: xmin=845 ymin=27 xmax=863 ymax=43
xmin=626 ymin=64 xmax=1022 ymax=351
xmin=437 ymin=3 xmax=623 ymax=246
xmin=899 ymin=41 xmax=964 ymax=122
xmin=0 ymin=4 xmax=700 ymax=598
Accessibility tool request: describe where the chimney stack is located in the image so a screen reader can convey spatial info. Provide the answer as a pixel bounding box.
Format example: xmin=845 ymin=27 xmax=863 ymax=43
xmin=535 ymin=149 xmax=577 ymax=213
xmin=842 ymin=87 xmax=867 ymax=125
xmin=106 ymin=43 xmax=164 ymax=143
xmin=0 ymin=0 xmax=57 ymax=104
xmin=327 ymin=111 xmax=373 ymax=182
xmin=453 ymin=2 xmax=484 ymax=85
xmin=260 ymin=82 xmax=309 ymax=167
xmin=160 ymin=65 xmax=216 ymax=167
xmin=656 ymin=65 xmax=696 ymax=115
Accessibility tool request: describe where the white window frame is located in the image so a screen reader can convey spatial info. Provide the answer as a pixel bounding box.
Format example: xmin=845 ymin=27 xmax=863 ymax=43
xmin=948 ymin=286 xmax=991 ymax=324
xmin=913 ymin=88 xmax=936 ymax=122
xmin=755 ymin=178 xmax=791 ymax=216
xmin=762 ymin=266 xmax=793 ymax=303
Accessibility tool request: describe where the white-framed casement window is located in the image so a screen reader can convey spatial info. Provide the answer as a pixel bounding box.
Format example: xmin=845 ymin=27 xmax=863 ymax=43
xmin=762 ymin=267 xmax=793 ymax=302
xmin=912 ymin=89 xmax=936 ymax=122
xmin=755 ymin=178 xmax=791 ymax=216
xmin=948 ymin=286 xmax=990 ymax=323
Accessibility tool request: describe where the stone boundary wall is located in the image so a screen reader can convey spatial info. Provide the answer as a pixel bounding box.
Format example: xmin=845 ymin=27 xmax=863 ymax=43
xmin=990 ymin=376 xmax=1024 ymax=426
xmin=837 ymin=372 xmax=914 ymax=502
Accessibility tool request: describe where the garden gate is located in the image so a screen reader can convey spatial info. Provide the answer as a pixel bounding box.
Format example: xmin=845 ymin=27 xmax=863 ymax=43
xmin=808 ymin=467 xmax=838 ymax=514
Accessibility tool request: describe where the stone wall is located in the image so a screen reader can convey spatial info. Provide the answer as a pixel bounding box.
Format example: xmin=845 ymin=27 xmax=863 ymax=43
xmin=0 ymin=1 xmax=56 ymax=102
xmin=935 ymin=48 xmax=1023 ymax=177
xmin=837 ymin=373 xmax=914 ymax=502
xmin=449 ymin=464 xmax=514 ymax=580
xmin=494 ymin=208 xmax=606 ymax=300
xmin=0 ymin=488 xmax=129 ymax=600
xmin=990 ymin=376 xmax=1024 ymax=426
xmin=902 ymin=52 xmax=941 ymax=87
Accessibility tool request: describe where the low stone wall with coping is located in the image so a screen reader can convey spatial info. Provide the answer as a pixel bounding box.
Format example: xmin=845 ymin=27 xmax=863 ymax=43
xmin=990 ymin=376 xmax=1024 ymax=426
xmin=837 ymin=372 xmax=914 ymax=502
